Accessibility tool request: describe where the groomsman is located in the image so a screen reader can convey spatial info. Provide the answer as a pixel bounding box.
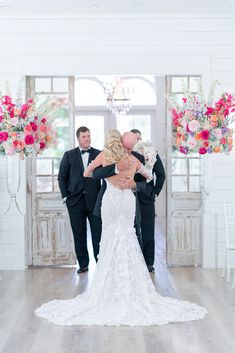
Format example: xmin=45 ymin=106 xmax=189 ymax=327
xmin=130 ymin=129 xmax=165 ymax=272
xmin=58 ymin=126 xmax=102 ymax=274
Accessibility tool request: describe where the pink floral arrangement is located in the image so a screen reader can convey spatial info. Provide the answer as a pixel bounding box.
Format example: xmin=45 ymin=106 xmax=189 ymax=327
xmin=0 ymin=95 xmax=56 ymax=158
xmin=169 ymin=90 xmax=235 ymax=155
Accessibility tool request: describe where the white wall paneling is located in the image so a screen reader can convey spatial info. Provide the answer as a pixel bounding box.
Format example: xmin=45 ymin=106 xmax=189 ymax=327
xmin=0 ymin=15 xmax=235 ymax=268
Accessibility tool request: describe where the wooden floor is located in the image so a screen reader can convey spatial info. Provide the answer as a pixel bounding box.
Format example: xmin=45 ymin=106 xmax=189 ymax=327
xmin=1 ymin=225 xmax=235 ymax=353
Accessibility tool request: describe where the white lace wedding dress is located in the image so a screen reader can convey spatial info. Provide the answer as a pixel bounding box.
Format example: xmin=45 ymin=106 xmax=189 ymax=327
xmin=35 ymin=182 xmax=207 ymax=326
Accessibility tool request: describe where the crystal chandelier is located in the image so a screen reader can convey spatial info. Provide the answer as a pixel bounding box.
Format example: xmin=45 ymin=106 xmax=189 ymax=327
xmin=103 ymin=77 xmax=132 ymax=117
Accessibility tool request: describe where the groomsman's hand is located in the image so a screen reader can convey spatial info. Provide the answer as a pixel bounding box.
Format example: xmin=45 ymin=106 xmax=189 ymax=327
xmin=116 ymin=176 xmax=136 ymax=190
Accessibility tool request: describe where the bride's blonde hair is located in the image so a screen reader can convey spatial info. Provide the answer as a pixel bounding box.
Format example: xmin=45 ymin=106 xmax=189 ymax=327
xmin=103 ymin=129 xmax=127 ymax=163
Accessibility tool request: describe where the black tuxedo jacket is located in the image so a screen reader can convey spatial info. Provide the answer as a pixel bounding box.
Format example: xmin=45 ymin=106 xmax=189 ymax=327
xmin=138 ymin=154 xmax=166 ymax=205
xmin=58 ymin=147 xmax=101 ymax=211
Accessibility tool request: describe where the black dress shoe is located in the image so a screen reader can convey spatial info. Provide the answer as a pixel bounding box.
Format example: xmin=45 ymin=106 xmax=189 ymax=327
xmin=147 ymin=265 xmax=155 ymax=273
xmin=77 ymin=266 xmax=88 ymax=274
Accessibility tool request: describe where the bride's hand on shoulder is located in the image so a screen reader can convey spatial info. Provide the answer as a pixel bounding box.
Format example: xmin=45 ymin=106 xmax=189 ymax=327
xmin=83 ymin=152 xmax=104 ymax=177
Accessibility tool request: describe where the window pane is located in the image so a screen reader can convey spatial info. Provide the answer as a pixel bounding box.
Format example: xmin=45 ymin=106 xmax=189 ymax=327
xmin=189 ymin=77 xmax=200 ymax=92
xmin=75 ymin=79 xmax=106 ymax=106
xmin=172 ymin=77 xmax=187 ymax=92
xmin=127 ymin=78 xmax=156 ymax=105
xmin=52 ymin=78 xmax=68 ymax=92
xmin=172 ymin=176 xmax=187 ymax=192
xmin=36 ymin=159 xmax=52 ymax=175
xmin=172 ymin=158 xmax=187 ymax=175
xmin=116 ymin=114 xmax=151 ymax=140
xmin=75 ymin=115 xmax=104 ymax=150
xmin=189 ymin=159 xmax=200 ymax=175
xmin=175 ymin=93 xmax=186 ymax=105
xmin=189 ymin=176 xmax=200 ymax=192
xmin=37 ymin=177 xmax=52 ymax=192
xmin=35 ymin=94 xmax=69 ymax=158
xmin=35 ymin=78 xmax=51 ymax=93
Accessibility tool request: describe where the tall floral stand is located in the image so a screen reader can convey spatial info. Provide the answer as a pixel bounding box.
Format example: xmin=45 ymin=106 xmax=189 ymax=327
xmin=4 ymin=154 xmax=23 ymax=216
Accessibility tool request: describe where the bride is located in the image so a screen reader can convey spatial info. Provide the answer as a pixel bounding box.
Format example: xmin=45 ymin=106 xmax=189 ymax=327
xmin=35 ymin=129 xmax=207 ymax=326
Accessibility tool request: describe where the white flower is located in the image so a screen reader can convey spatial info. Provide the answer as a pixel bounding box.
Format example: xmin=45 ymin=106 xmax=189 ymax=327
xmin=188 ymin=119 xmax=200 ymax=132
xmin=213 ymin=128 xmax=222 ymax=138
xmin=134 ymin=140 xmax=157 ymax=170
xmin=187 ymin=137 xmax=197 ymax=149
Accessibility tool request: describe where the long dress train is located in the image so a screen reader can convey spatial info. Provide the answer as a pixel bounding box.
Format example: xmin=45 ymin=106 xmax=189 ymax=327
xmin=35 ymin=182 xmax=207 ymax=326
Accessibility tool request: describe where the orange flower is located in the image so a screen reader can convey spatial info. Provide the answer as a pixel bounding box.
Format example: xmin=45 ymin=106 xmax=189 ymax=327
xmin=227 ymin=138 xmax=233 ymax=145
xmin=18 ymin=140 xmax=26 ymax=149
xmin=11 ymin=132 xmax=17 ymax=138
xmin=195 ymin=132 xmax=202 ymax=141
xmin=211 ymin=115 xmax=218 ymax=122
xmin=175 ymin=137 xmax=181 ymax=146
xmin=218 ymin=114 xmax=225 ymax=121
xmin=45 ymin=135 xmax=52 ymax=142
xmin=14 ymin=108 xmax=21 ymax=116
xmin=39 ymin=125 xmax=47 ymax=132
xmin=213 ymin=146 xmax=221 ymax=153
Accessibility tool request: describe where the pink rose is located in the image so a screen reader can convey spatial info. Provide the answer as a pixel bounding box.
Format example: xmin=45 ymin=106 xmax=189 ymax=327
xmin=0 ymin=131 xmax=8 ymax=142
xmin=24 ymin=124 xmax=33 ymax=133
xmin=39 ymin=125 xmax=47 ymax=132
xmin=220 ymin=137 xmax=226 ymax=145
xmin=206 ymin=107 xmax=214 ymax=115
xmin=25 ymin=135 xmax=34 ymax=145
xmin=39 ymin=141 xmax=46 ymax=149
xmin=41 ymin=117 xmax=47 ymax=124
xmin=21 ymin=103 xmax=29 ymax=112
xmin=30 ymin=122 xmax=38 ymax=131
xmin=199 ymin=147 xmax=207 ymax=154
xmin=201 ymin=130 xmax=210 ymax=140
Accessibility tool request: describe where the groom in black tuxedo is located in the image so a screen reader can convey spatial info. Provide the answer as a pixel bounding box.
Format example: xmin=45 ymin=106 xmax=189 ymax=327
xmin=130 ymin=129 xmax=165 ymax=272
xmin=58 ymin=126 xmax=102 ymax=274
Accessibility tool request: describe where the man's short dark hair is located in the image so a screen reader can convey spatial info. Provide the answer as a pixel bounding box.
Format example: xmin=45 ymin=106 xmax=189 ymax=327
xmin=130 ymin=129 xmax=141 ymax=135
xmin=76 ymin=126 xmax=90 ymax=138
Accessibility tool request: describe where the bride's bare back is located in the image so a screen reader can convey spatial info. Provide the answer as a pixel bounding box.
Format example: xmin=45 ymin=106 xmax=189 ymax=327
xmin=83 ymin=151 xmax=142 ymax=187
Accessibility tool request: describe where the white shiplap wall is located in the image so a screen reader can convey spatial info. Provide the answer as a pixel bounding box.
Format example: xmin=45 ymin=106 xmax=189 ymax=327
xmin=0 ymin=15 xmax=235 ymax=269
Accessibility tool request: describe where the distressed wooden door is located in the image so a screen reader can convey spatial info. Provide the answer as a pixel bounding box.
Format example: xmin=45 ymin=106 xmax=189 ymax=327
xmin=27 ymin=76 xmax=76 ymax=266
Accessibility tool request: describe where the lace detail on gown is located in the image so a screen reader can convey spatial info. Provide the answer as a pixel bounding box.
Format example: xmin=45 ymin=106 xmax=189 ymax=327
xmin=35 ymin=183 xmax=207 ymax=326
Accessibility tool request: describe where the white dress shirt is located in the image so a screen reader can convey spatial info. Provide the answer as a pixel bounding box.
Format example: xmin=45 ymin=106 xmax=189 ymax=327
xmin=79 ymin=147 xmax=90 ymax=169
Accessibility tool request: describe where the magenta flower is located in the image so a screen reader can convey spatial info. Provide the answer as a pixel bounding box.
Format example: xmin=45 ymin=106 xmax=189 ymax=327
xmin=0 ymin=131 xmax=8 ymax=142
xmin=199 ymin=147 xmax=207 ymax=154
xmin=25 ymin=135 xmax=35 ymax=145
xmin=30 ymin=122 xmax=38 ymax=131
xmin=39 ymin=141 xmax=46 ymax=149
xmin=180 ymin=146 xmax=189 ymax=154
xmin=201 ymin=130 xmax=210 ymax=140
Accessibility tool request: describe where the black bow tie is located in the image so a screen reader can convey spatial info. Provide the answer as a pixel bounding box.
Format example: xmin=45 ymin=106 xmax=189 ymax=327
xmin=81 ymin=149 xmax=91 ymax=154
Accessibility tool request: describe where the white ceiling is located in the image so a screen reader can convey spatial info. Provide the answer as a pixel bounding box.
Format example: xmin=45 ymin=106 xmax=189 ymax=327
xmin=0 ymin=0 xmax=235 ymax=16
